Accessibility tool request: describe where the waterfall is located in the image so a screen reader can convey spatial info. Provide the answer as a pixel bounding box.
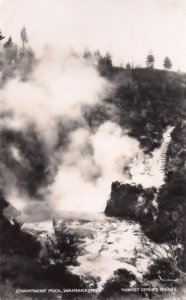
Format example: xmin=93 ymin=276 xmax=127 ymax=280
xmin=131 ymin=126 xmax=174 ymax=188
xmin=159 ymin=126 xmax=174 ymax=173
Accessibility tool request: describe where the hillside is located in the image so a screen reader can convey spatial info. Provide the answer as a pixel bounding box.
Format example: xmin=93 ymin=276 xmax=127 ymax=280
xmin=88 ymin=63 xmax=186 ymax=152
xmin=104 ymin=68 xmax=186 ymax=277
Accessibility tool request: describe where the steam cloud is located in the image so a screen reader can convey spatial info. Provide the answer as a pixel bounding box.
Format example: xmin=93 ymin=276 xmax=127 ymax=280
xmin=0 ymin=48 xmax=144 ymax=221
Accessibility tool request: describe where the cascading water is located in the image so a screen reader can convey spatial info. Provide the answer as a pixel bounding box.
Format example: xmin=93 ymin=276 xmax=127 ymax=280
xmin=131 ymin=126 xmax=174 ymax=188
xmin=23 ymin=126 xmax=175 ymax=289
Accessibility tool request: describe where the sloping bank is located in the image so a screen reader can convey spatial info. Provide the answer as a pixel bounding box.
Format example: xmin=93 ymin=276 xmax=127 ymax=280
xmin=105 ymin=123 xmax=186 ymax=286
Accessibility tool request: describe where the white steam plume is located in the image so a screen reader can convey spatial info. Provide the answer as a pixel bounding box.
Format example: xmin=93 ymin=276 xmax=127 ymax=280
xmin=0 ymin=48 xmax=145 ymax=221
xmin=49 ymin=122 xmax=143 ymax=213
xmin=1 ymin=50 xmax=107 ymax=144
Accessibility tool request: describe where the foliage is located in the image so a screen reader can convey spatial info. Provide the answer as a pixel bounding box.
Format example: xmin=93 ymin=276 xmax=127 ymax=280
xmin=0 ymin=28 xmax=36 ymax=85
xmin=0 ymin=191 xmax=97 ymax=291
xmin=85 ymin=65 xmax=186 ymax=152
xmin=126 ymin=62 xmax=132 ymax=69
xmin=101 ymin=269 xmax=142 ymax=298
xmin=20 ymin=26 xmax=28 ymax=50
xmin=97 ymin=51 xmax=113 ymax=77
xmin=41 ymin=220 xmax=82 ymax=266
xmin=146 ymin=52 xmax=155 ymax=68
xmin=0 ymin=211 xmax=94 ymax=290
xmin=0 ymin=30 xmax=5 ymax=41
xmin=141 ymin=235 xmax=185 ymax=286
xmin=0 ymin=254 xmax=84 ymax=290
xmin=163 ymin=57 xmax=172 ymax=69
xmin=0 ymin=191 xmax=41 ymax=258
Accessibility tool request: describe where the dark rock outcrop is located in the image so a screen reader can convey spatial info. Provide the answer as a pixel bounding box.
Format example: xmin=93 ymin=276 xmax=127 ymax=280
xmin=0 ymin=190 xmax=41 ymax=258
xmin=105 ymin=181 xmax=156 ymax=221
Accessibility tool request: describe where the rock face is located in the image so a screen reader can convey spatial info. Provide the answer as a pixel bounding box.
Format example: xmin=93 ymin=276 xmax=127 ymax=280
xmin=105 ymin=181 xmax=155 ymax=220
xmin=105 ymin=182 xmax=143 ymax=219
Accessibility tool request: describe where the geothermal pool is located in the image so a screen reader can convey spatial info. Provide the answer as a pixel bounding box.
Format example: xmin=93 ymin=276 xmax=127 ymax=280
xmin=22 ymin=127 xmax=174 ymax=289
xmin=24 ymin=213 xmax=150 ymax=290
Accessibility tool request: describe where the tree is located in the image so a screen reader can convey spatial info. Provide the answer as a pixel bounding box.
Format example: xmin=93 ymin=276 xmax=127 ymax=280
xmin=146 ymin=51 xmax=155 ymax=68
xmin=164 ymin=57 xmax=172 ymax=69
xmin=126 ymin=63 xmax=131 ymax=70
xmin=97 ymin=51 xmax=113 ymax=77
xmin=93 ymin=50 xmax=101 ymax=60
xmin=20 ymin=26 xmax=28 ymax=51
xmin=3 ymin=37 xmax=18 ymax=65
xmin=0 ymin=30 xmax=5 ymax=41
xmin=3 ymin=36 xmax=13 ymax=48
xmin=83 ymin=48 xmax=92 ymax=60
xmin=104 ymin=51 xmax=113 ymax=67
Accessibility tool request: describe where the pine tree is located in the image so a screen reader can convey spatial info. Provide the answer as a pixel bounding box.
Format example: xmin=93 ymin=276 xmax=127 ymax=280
xmin=20 ymin=26 xmax=28 ymax=52
xmin=126 ymin=63 xmax=131 ymax=70
xmin=97 ymin=51 xmax=113 ymax=77
xmin=146 ymin=51 xmax=155 ymax=68
xmin=163 ymin=57 xmax=172 ymax=70
xmin=104 ymin=51 xmax=112 ymax=67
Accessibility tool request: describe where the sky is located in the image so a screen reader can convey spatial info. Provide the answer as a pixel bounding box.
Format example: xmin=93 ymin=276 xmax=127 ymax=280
xmin=0 ymin=0 xmax=186 ymax=71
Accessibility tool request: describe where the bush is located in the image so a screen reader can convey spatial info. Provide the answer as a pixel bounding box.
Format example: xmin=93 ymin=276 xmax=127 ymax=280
xmin=101 ymin=269 xmax=141 ymax=298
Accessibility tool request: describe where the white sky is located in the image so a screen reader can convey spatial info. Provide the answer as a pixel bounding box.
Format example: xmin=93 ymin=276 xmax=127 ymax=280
xmin=0 ymin=0 xmax=186 ymax=71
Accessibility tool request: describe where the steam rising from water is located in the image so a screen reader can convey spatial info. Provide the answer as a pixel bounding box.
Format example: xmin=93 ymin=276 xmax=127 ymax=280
xmin=0 ymin=49 xmax=145 ymax=220
xmin=1 ymin=48 xmax=170 ymax=221
xmin=49 ymin=121 xmax=143 ymax=213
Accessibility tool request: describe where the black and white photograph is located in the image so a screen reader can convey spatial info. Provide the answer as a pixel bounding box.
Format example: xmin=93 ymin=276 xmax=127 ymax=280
xmin=0 ymin=0 xmax=186 ymax=299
